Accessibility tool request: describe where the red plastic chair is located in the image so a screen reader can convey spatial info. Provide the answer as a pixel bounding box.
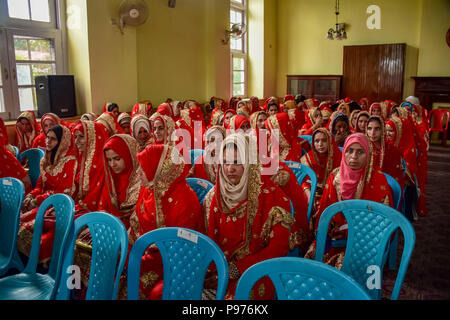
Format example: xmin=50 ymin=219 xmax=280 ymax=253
xmin=429 ymin=109 xmax=450 ymax=146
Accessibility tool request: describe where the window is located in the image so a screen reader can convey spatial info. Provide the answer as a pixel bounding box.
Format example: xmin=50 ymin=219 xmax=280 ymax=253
xmin=0 ymin=0 xmax=66 ymax=120
xmin=230 ymin=0 xmax=247 ymax=98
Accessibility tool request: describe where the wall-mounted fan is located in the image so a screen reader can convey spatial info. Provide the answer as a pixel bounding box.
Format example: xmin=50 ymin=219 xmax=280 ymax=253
xmin=112 ymin=0 xmax=149 ymax=34
xmin=222 ymin=23 xmax=247 ymax=45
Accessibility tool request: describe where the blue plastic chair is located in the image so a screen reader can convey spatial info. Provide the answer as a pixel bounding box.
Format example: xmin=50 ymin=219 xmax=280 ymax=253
xmin=299 ymin=135 xmax=312 ymax=146
xmin=56 ymin=212 xmax=128 ymax=300
xmin=234 ymin=257 xmax=371 ymax=300
xmin=339 ymin=146 xmax=343 ymax=152
xmin=189 ymin=149 xmax=204 ymax=166
xmin=186 ymin=178 xmax=214 ymax=205
xmin=0 ymin=194 xmax=75 ymax=300
xmin=0 ymin=178 xmax=25 ymax=277
xmin=283 ymin=161 xmax=317 ymax=222
xmin=12 ymin=146 xmax=19 ymax=158
xmin=18 ymin=148 xmax=45 ymax=188
xmin=127 ymin=227 xmax=228 ymax=300
xmin=383 ymin=173 xmax=401 ymax=211
xmin=314 ymin=199 xmax=415 ymax=300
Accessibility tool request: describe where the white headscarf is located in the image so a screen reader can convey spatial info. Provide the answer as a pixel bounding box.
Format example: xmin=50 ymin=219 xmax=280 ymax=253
xmin=405 ymin=96 xmax=420 ymax=105
xmin=218 ymin=133 xmax=258 ymax=212
xmin=132 ymin=116 xmax=150 ymax=139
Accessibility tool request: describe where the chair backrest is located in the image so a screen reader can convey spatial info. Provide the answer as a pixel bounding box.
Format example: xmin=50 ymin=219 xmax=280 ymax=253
xmin=127 ymin=227 xmax=228 ymax=300
xmin=23 ymin=194 xmax=75 ymax=298
xmin=18 ymin=148 xmax=45 ymax=188
xmin=283 ymin=161 xmax=317 ymax=222
xmin=190 ymin=149 xmax=204 ymax=166
xmin=0 ymin=178 xmax=25 ymax=267
xmin=186 ymin=178 xmax=214 ymax=205
xmin=429 ymin=109 xmax=450 ymax=131
xmin=314 ymin=199 xmax=415 ymax=300
xmin=234 ymin=257 xmax=371 ymax=300
xmin=57 ymin=212 xmax=128 ymax=300
xmin=382 ymin=173 xmax=401 ymax=210
xmin=299 ymin=135 xmax=312 ymax=147
xmin=12 ymin=146 xmax=19 ymax=158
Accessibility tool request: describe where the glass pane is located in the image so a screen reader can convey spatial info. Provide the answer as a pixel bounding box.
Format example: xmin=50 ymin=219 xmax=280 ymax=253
xmin=233 ymin=57 xmax=244 ymax=70
xmin=230 ymin=10 xmax=242 ymax=24
xmin=232 ymin=0 xmax=244 ymax=4
xmin=32 ymin=63 xmax=55 ymax=81
xmin=231 ymin=38 xmax=242 ymax=51
xmin=19 ymin=87 xmax=36 ymax=111
xmin=17 ymin=64 xmax=32 ymax=85
xmin=0 ymin=88 xmax=5 ymax=113
xmin=29 ymin=39 xmax=54 ymax=61
xmin=8 ymin=0 xmax=30 ymax=20
xmin=30 ymin=0 xmax=50 ymax=22
xmin=233 ymin=83 xmax=244 ymax=96
xmin=233 ymin=71 xmax=244 ymax=83
xmin=14 ymin=38 xmax=30 ymax=61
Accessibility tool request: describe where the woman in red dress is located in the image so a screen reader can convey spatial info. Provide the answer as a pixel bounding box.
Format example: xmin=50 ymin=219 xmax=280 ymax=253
xmin=299 ymin=107 xmax=323 ymax=135
xmin=265 ymin=113 xmax=303 ymax=162
xmin=204 ymin=133 xmax=293 ymax=299
xmin=98 ymin=134 xmax=141 ymax=229
xmin=149 ymin=113 xmax=176 ymax=146
xmin=208 ymin=108 xmax=224 ymax=128
xmin=249 ymin=110 xmax=268 ymax=130
xmin=354 ymin=111 xmax=370 ymax=134
xmin=96 ymin=111 xmax=124 ymax=136
xmin=118 ymin=112 xmax=132 ymax=135
xmin=0 ymin=117 xmax=17 ymax=155
xmin=300 ymin=128 xmax=342 ymax=206
xmin=189 ymin=126 xmax=226 ymax=183
xmin=18 ymin=124 xmax=78 ymax=265
xmin=131 ymin=102 xmax=154 ymax=118
xmin=228 ymin=114 xmax=251 ymax=133
xmin=304 ymin=133 xmax=393 ymax=268
xmin=32 ymin=113 xmax=75 ymax=149
xmin=15 ymin=111 xmax=40 ymax=153
xmin=131 ymin=114 xmax=153 ymax=152
xmin=349 ymin=110 xmax=361 ymax=132
xmin=127 ymin=144 xmax=203 ymax=299
xmin=222 ymin=109 xmax=237 ymax=129
xmin=369 ymin=103 xmax=383 ymax=119
xmin=72 ymin=120 xmax=109 ymax=216
xmin=366 ymin=116 xmax=405 ymax=199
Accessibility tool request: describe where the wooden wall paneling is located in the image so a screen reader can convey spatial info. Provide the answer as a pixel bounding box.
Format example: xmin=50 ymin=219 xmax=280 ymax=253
xmin=377 ymin=44 xmax=406 ymax=102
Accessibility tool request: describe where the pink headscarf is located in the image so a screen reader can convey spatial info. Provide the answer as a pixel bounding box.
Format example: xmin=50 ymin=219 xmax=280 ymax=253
xmin=339 ymin=133 xmax=370 ymax=200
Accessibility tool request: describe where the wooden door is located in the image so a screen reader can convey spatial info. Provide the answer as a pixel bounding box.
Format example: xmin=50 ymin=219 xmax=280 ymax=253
xmin=343 ymin=43 xmax=406 ymax=103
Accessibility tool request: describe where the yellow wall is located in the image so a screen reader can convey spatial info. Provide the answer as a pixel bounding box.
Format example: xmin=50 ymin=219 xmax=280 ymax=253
xmin=417 ymin=0 xmax=450 ymax=76
xmin=276 ymin=0 xmax=424 ymax=99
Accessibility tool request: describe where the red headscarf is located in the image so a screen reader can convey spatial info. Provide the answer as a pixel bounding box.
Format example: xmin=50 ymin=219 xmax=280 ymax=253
xmin=340 ymin=133 xmax=371 ymax=200
xmin=223 ymin=109 xmax=237 ymax=129
xmin=156 ymin=103 xmax=175 ymax=121
xmin=265 ymin=113 xmax=303 ymax=162
xmin=228 ymin=115 xmax=250 ymax=131
xmin=131 ymin=102 xmax=154 ymax=118
xmin=15 ymin=111 xmax=41 ymax=153
xmin=284 ymin=95 xmax=295 ymax=102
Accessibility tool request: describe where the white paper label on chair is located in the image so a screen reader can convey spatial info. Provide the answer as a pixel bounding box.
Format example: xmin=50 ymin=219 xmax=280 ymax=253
xmin=177 ymin=229 xmax=198 ymax=243
xmin=289 ymin=163 xmax=301 ymax=169
xmin=2 ymin=179 xmax=12 ymax=186
xmin=197 ymin=180 xmax=208 ymax=189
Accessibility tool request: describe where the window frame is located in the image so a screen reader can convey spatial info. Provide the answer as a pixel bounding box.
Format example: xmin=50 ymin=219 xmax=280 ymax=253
xmin=0 ymin=0 xmax=67 ymax=121
xmin=230 ymin=0 xmax=248 ymax=98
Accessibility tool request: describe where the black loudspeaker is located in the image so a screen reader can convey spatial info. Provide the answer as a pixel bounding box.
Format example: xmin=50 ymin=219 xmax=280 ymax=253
xmin=35 ymin=75 xmax=77 ymax=118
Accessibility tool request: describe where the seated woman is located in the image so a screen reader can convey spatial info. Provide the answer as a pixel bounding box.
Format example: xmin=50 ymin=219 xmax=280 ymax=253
xmin=304 ymin=133 xmax=393 ymax=268
xmin=249 ymin=110 xmax=268 ymax=130
xmin=103 ymin=102 xmax=120 ymax=119
xmin=15 ymin=111 xmax=40 ymax=153
xmin=32 ymin=113 xmax=74 ymax=149
xmin=265 ymin=101 xmax=279 ymax=117
xmin=336 ymin=102 xmax=350 ymax=117
xmin=366 ymin=116 xmax=405 ymax=196
xmin=81 ymin=112 xmax=98 ymax=121
xmin=18 ymin=125 xmax=77 ymax=264
xmin=131 ymin=114 xmax=153 ymax=152
xmin=300 ymin=128 xmax=342 ymax=205
xmin=223 ymin=109 xmax=237 ymax=129
xmin=96 ymin=111 xmax=124 ymax=136
xmin=330 ymin=113 xmax=351 ymax=148
xmin=354 ymin=111 xmax=370 ymax=134
xmin=97 ymin=134 xmax=141 ymax=229
xmin=0 ymin=125 xmax=32 ymax=192
xmin=118 ymin=112 xmax=132 ymax=134
xmin=149 ymin=113 xmax=176 ymax=146
xmin=228 ymin=115 xmax=251 ymax=134
xmin=369 ymin=103 xmax=383 ymax=119
xmin=299 ymin=107 xmax=323 ymax=135
xmin=0 ymin=118 xmax=17 ymax=156
xmin=208 ymin=108 xmax=224 ymax=128
xmin=204 ymin=133 xmax=293 ymax=299
xmin=265 ymin=113 xmax=303 ymax=163
xmin=359 ymin=98 xmax=370 ymax=111
xmin=127 ymin=144 xmax=203 ymax=300
xmin=131 ymin=102 xmax=154 ymax=118
xmin=349 ymin=110 xmax=360 ymax=132
xmin=72 ymin=120 xmax=109 ymax=216
xmin=188 ymin=125 xmax=226 ymax=183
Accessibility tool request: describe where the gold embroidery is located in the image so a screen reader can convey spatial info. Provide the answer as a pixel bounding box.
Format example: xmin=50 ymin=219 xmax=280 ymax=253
xmin=141 ymin=271 xmax=159 ymax=289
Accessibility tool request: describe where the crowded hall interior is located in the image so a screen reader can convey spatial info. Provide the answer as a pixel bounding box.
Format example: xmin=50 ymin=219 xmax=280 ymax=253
xmin=0 ymin=0 xmax=449 ymax=302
